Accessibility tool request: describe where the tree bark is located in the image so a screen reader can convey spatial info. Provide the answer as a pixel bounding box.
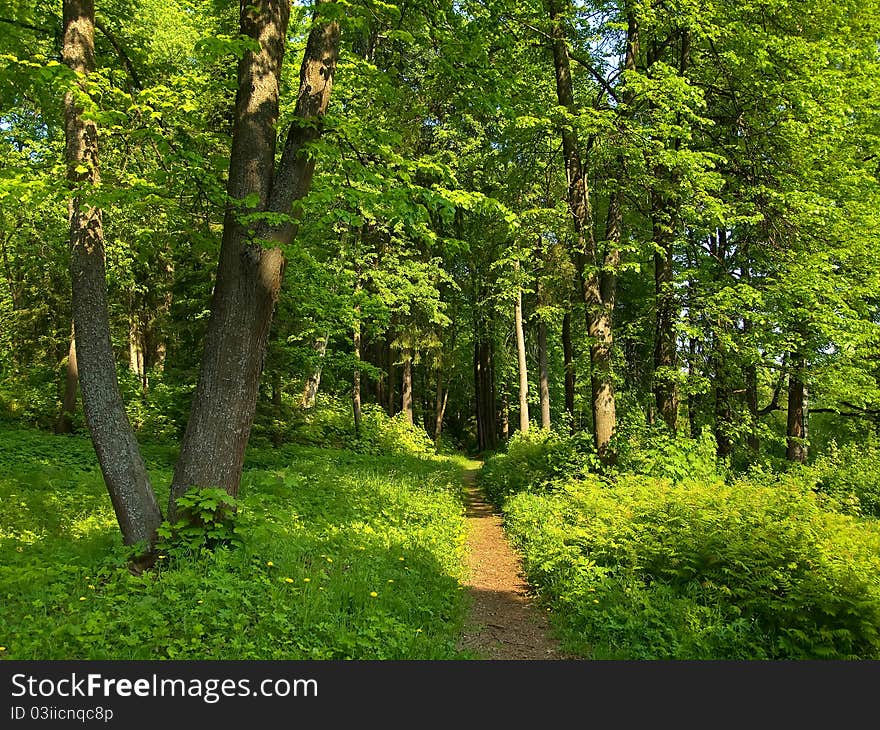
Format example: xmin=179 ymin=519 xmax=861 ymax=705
xmin=514 ymin=282 xmax=529 ymax=433
xmin=786 ymin=353 xmax=807 ymax=463
xmin=433 ymin=368 xmax=449 ymax=447
xmin=652 ymin=189 xmax=679 ymax=433
xmin=353 ymin=315 xmax=362 ymax=437
xmin=474 ymin=334 xmax=497 ymax=452
xmin=169 ymin=0 xmax=339 ymax=517
xmin=562 ymin=309 xmax=575 ymax=431
xmin=300 ymin=333 xmax=328 ymax=408
xmin=402 ymin=351 xmax=414 ymax=426
xmin=538 ymin=317 xmax=551 ymax=430
xmin=54 ymin=326 xmax=79 ymax=434
xmin=63 ymin=0 xmax=161 ymax=547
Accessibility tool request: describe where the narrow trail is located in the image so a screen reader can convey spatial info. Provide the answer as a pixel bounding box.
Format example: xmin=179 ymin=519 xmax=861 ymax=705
xmin=457 ymin=466 xmax=564 ymax=660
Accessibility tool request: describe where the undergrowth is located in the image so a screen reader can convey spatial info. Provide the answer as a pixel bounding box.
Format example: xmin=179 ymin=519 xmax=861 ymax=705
xmin=0 ymin=426 xmax=470 ymax=659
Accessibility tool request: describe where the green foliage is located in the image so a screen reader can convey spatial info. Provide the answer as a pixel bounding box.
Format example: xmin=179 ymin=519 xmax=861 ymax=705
xmin=480 ymin=428 xmax=599 ymax=504
xmin=0 ymin=426 xmax=469 ymax=659
xmin=285 ymin=398 xmax=436 ymax=458
xmin=504 ymin=472 xmax=880 ymax=659
xmin=802 ymin=439 xmax=880 ymax=518
xmin=157 ymin=487 xmax=242 ymax=555
xmin=613 ymin=425 xmax=722 ymax=484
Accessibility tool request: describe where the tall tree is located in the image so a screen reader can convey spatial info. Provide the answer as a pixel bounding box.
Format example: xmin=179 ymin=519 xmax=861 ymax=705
xmin=62 ymin=0 xmax=162 ymax=547
xmin=169 ymin=0 xmax=340 ymax=516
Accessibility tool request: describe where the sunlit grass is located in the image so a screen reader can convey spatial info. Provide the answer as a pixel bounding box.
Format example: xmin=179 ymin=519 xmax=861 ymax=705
xmin=0 ymin=426 xmax=470 ymax=659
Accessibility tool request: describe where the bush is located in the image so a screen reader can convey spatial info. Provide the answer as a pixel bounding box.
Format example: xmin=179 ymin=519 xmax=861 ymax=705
xmin=809 ymin=440 xmax=880 ymax=518
xmin=282 ymin=397 xmax=436 ymax=458
xmin=504 ymin=472 xmax=880 ymax=659
xmin=480 ymin=428 xmax=598 ymax=504
xmin=612 ymin=423 xmax=722 ymax=484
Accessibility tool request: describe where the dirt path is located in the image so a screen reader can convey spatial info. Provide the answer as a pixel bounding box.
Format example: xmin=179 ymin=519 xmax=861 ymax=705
xmin=457 ymin=466 xmax=564 ymax=660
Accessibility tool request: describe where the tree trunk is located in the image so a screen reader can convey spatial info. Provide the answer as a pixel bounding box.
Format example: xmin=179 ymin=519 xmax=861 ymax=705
xmin=271 ymin=374 xmax=283 ymax=447
xmin=562 ymin=309 xmax=575 ymax=431
xmin=474 ymin=335 xmax=497 ymax=452
xmin=54 ymin=326 xmax=79 ymax=434
xmin=386 ymin=331 xmax=396 ymax=416
xmin=300 ymin=333 xmax=328 ymax=408
xmin=745 ymin=362 xmax=759 ymax=454
xmin=63 ymin=0 xmax=162 ymax=548
xmin=402 ymin=352 xmax=414 ymax=426
xmin=514 ymin=284 xmax=529 ymax=433
xmin=547 ymin=0 xmax=627 ymax=462
xmin=652 ymin=194 xmax=678 ymax=432
xmin=169 ymin=0 xmax=339 ymax=518
xmin=433 ymin=368 xmax=449 ymax=447
xmin=538 ymin=317 xmax=551 ymax=430
xmin=786 ymin=354 xmax=807 ymax=463
xmin=353 ymin=317 xmax=362 ymax=437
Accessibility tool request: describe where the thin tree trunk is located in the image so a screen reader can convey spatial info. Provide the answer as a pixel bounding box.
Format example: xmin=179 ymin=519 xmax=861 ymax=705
xmin=433 ymin=369 xmax=449 ymax=447
xmin=63 ymin=0 xmax=161 ymax=547
xmin=650 ymin=30 xmax=687 ymax=434
xmin=474 ymin=334 xmax=497 ymax=452
xmin=386 ymin=331 xmax=396 ymax=416
xmin=300 ymin=333 xmax=328 ymax=408
xmin=271 ymin=374 xmax=283 ymax=447
xmin=170 ymin=0 xmax=339 ymax=518
xmin=402 ymin=351 xmax=414 ymax=425
xmin=514 ymin=282 xmax=529 ymax=433
xmin=562 ymin=309 xmax=575 ymax=431
xmin=538 ymin=317 xmax=551 ymax=429
xmin=536 ymin=259 xmax=551 ymax=430
xmin=501 ymin=391 xmax=510 ymax=441
xmin=687 ymin=334 xmax=700 ymax=439
xmin=353 ymin=315 xmax=362 ymax=437
xmin=786 ymin=353 xmax=807 ymax=463
xmin=54 ymin=326 xmax=78 ymax=434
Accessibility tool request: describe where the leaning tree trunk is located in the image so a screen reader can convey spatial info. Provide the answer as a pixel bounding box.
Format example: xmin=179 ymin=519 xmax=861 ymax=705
xmin=63 ymin=0 xmax=162 ymax=547
xmin=169 ymin=0 xmax=339 ymax=518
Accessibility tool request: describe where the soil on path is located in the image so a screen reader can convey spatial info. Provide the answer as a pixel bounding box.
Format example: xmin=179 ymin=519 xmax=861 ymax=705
xmin=457 ymin=466 xmax=564 ymax=660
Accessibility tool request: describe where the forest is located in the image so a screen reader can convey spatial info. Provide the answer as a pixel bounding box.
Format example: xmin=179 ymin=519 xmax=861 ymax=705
xmin=1 ymin=0 xmax=880 ymax=661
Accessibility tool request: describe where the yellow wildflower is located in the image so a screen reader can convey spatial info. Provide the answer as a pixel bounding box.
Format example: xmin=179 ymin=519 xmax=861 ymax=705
xmin=370 ymin=591 xmax=378 ymax=598
xmin=79 ymin=597 xmax=86 ymax=601
xmin=303 ymin=578 xmax=311 ymax=583
xmin=284 ymin=577 xmax=294 ymax=583
xmin=266 ymin=561 xmax=274 ymax=567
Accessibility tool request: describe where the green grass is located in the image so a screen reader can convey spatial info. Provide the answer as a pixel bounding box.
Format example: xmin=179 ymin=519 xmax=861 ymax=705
xmin=0 ymin=426 xmax=471 ymax=659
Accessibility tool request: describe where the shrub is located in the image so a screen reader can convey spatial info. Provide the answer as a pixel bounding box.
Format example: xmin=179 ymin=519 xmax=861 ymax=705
xmin=612 ymin=424 xmax=722 ymax=484
xmin=283 ymin=397 xmax=436 ymax=458
xmin=809 ymin=440 xmax=880 ymax=518
xmin=480 ymin=428 xmax=598 ymax=504
xmin=504 ymin=473 xmax=880 ymax=659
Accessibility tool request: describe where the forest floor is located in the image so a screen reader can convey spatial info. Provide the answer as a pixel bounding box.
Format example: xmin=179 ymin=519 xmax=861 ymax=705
xmin=456 ymin=466 xmax=564 ymax=659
